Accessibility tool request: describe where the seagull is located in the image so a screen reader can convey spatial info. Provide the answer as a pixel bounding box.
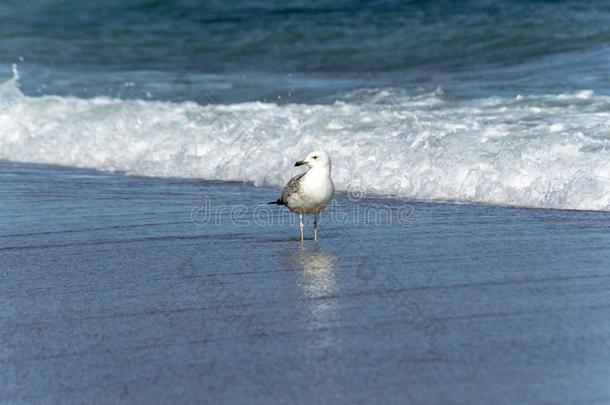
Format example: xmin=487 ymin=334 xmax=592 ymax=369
xmin=269 ymin=150 xmax=335 ymax=242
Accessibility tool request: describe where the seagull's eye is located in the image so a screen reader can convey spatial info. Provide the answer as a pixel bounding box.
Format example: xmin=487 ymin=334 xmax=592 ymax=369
xmin=313 ymin=156 xmax=318 ymax=160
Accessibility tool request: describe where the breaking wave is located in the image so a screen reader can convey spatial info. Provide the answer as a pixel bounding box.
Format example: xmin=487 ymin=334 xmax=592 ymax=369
xmin=2 ymin=74 xmax=610 ymax=211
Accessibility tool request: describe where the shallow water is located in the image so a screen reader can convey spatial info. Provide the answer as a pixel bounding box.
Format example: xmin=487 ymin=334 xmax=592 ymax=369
xmin=2 ymin=162 xmax=610 ymax=404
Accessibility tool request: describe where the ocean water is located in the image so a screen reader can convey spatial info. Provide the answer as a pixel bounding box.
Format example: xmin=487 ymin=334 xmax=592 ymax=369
xmin=2 ymin=0 xmax=610 ymax=210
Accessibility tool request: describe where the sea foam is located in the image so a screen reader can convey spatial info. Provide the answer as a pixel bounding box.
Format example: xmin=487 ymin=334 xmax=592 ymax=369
xmin=2 ymin=76 xmax=610 ymax=211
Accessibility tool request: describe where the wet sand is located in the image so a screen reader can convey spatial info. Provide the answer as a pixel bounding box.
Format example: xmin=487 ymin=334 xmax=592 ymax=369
xmin=1 ymin=162 xmax=610 ymax=404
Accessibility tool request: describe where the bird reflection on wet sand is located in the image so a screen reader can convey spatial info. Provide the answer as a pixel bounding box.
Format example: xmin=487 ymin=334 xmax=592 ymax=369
xmin=283 ymin=245 xmax=338 ymax=329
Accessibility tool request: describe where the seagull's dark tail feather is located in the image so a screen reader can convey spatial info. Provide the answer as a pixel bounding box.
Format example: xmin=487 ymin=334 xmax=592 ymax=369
xmin=268 ymin=199 xmax=286 ymax=205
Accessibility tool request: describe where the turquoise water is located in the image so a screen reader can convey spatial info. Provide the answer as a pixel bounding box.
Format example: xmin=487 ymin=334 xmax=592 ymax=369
xmin=2 ymin=0 xmax=610 ymax=101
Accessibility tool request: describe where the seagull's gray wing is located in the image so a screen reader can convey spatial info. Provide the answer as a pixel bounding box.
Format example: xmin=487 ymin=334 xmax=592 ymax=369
xmin=281 ymin=173 xmax=305 ymax=203
xmin=268 ymin=173 xmax=306 ymax=205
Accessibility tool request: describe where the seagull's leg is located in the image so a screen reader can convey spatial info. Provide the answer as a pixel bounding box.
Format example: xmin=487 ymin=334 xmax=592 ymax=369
xmin=299 ymin=213 xmax=304 ymax=242
xmin=313 ymin=213 xmax=318 ymax=241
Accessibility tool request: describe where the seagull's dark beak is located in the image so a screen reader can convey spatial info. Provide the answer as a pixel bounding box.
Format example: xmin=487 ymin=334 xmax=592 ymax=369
xmin=295 ymin=160 xmax=304 ymax=167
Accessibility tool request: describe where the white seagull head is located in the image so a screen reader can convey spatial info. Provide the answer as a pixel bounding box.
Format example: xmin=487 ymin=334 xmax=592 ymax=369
xmin=295 ymin=150 xmax=331 ymax=170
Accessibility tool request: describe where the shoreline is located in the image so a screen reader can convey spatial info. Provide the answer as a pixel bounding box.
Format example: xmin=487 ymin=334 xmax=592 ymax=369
xmin=2 ymin=160 xmax=610 ymax=215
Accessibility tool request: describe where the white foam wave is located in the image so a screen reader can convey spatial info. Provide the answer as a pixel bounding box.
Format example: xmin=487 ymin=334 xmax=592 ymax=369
xmin=2 ymin=76 xmax=610 ymax=211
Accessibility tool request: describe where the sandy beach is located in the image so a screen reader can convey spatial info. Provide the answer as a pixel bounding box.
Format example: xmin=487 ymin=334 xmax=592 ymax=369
xmin=2 ymin=161 xmax=610 ymax=404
